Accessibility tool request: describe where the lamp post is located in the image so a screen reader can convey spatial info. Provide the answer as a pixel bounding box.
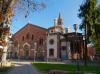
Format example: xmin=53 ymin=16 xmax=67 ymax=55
xmin=42 ymin=50 xmax=45 ymax=61
xmin=73 ymin=24 xmax=80 ymax=74
xmin=33 ymin=49 xmax=36 ymax=62
xmin=84 ymin=22 xmax=87 ymax=66
xmin=82 ymin=35 xmax=85 ymax=61
xmin=8 ymin=34 xmax=13 ymax=60
xmin=18 ymin=44 xmax=20 ymax=61
xmin=34 ymin=42 xmax=37 ymax=62
xmin=32 ymin=49 xmax=35 ymax=62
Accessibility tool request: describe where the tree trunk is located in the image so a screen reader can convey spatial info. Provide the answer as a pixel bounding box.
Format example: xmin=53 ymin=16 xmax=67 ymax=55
xmin=1 ymin=46 xmax=8 ymax=62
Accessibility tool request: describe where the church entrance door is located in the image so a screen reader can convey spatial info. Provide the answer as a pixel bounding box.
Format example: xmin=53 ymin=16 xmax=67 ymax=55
xmin=23 ymin=44 xmax=30 ymax=59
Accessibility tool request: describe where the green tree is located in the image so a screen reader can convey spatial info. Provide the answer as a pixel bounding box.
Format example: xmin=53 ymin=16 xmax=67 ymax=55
xmin=78 ymin=0 xmax=97 ymax=41
xmin=92 ymin=4 xmax=100 ymax=37
xmin=78 ymin=0 xmax=97 ymax=65
xmin=92 ymin=5 xmax=100 ymax=55
xmin=78 ymin=0 xmax=100 ymax=56
xmin=0 ymin=0 xmax=45 ymax=62
xmin=0 ymin=0 xmax=45 ymax=26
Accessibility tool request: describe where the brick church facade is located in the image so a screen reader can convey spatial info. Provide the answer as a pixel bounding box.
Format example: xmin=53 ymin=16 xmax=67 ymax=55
xmin=11 ymin=23 xmax=47 ymax=59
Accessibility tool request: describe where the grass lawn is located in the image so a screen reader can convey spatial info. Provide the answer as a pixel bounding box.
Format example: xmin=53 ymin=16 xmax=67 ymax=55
xmin=32 ymin=62 xmax=100 ymax=74
xmin=0 ymin=67 xmax=11 ymax=74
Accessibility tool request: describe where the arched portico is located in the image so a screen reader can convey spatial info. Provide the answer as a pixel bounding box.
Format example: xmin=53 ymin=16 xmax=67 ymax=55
xmin=23 ymin=43 xmax=30 ymax=59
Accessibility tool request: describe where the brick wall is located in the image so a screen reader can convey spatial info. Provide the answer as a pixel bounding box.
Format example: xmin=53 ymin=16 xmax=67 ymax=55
xmin=12 ymin=23 xmax=47 ymax=59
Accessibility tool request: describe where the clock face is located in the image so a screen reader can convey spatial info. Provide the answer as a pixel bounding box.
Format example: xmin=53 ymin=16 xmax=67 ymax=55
xmin=49 ymin=39 xmax=54 ymax=45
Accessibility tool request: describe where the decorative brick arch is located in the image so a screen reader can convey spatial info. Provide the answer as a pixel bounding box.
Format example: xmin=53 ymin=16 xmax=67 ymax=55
xmin=23 ymin=43 xmax=30 ymax=58
xmin=23 ymin=42 xmax=30 ymax=48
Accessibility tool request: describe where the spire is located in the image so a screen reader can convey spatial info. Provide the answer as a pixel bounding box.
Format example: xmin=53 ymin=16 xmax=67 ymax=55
xmin=57 ymin=13 xmax=63 ymax=26
xmin=58 ymin=12 xmax=61 ymax=19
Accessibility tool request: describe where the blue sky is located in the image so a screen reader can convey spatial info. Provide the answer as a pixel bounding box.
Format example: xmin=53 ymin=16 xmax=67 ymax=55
xmin=10 ymin=0 xmax=100 ymax=34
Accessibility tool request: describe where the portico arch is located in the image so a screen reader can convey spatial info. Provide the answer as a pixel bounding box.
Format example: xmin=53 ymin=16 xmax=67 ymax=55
xmin=23 ymin=43 xmax=30 ymax=59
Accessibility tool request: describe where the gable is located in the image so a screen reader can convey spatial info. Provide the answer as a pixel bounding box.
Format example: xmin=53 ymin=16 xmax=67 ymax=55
xmin=12 ymin=23 xmax=47 ymax=38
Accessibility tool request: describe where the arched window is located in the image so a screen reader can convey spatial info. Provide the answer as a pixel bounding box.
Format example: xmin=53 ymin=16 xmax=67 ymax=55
xmin=49 ymin=49 xmax=54 ymax=56
xmin=22 ymin=36 xmax=24 ymax=41
xmin=49 ymin=39 xmax=54 ymax=45
xmin=26 ymin=33 xmax=29 ymax=39
xmin=58 ymin=21 xmax=62 ymax=25
xmin=39 ymin=38 xmax=43 ymax=45
xmin=32 ymin=34 xmax=34 ymax=40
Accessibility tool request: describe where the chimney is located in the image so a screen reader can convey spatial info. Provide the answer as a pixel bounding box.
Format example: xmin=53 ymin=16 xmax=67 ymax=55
xmin=54 ymin=19 xmax=57 ymax=26
xmin=66 ymin=27 xmax=70 ymax=33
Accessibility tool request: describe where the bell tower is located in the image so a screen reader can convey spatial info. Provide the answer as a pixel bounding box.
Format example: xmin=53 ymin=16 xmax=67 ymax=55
xmin=57 ymin=13 xmax=64 ymax=30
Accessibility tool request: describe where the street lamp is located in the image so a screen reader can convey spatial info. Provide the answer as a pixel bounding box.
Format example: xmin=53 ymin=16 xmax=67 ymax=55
xmin=84 ymin=23 xmax=88 ymax=66
xmin=74 ymin=24 xmax=78 ymax=33
xmin=42 ymin=50 xmax=45 ymax=61
xmin=73 ymin=24 xmax=80 ymax=74
xmin=73 ymin=24 xmax=78 ymax=56
xmin=18 ymin=44 xmax=20 ymax=61
xmin=33 ymin=49 xmax=36 ymax=62
xmin=33 ymin=42 xmax=37 ymax=62
xmin=8 ymin=35 xmax=13 ymax=60
xmin=82 ymin=35 xmax=85 ymax=60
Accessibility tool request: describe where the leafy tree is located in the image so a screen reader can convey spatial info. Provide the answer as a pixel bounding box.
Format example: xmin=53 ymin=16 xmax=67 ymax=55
xmin=92 ymin=5 xmax=100 ymax=55
xmin=0 ymin=0 xmax=45 ymax=62
xmin=93 ymin=5 xmax=100 ymax=37
xmin=78 ymin=0 xmax=97 ymax=65
xmin=79 ymin=0 xmax=97 ymax=41
xmin=0 ymin=0 xmax=45 ymax=25
xmin=78 ymin=0 xmax=100 ymax=56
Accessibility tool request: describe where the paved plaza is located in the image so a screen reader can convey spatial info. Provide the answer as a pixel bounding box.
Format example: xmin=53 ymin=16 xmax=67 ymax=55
xmin=8 ymin=61 xmax=42 ymax=74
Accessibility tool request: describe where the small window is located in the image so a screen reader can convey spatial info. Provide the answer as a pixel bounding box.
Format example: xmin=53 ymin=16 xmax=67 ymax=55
xmin=58 ymin=21 xmax=62 ymax=25
xmin=39 ymin=38 xmax=43 ymax=45
xmin=49 ymin=39 xmax=54 ymax=45
xmin=26 ymin=33 xmax=29 ymax=39
xmin=22 ymin=36 xmax=24 ymax=41
xmin=49 ymin=49 xmax=54 ymax=56
xmin=32 ymin=35 xmax=34 ymax=40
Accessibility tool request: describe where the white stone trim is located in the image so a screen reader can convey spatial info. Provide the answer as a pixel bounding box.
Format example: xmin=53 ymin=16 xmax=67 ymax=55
xmin=23 ymin=42 xmax=30 ymax=48
xmin=0 ymin=46 xmax=3 ymax=49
